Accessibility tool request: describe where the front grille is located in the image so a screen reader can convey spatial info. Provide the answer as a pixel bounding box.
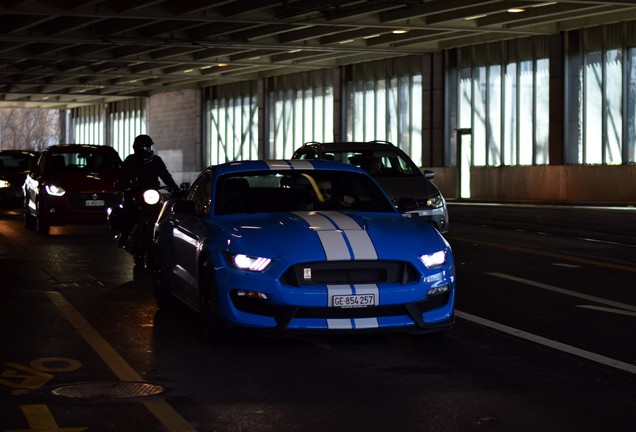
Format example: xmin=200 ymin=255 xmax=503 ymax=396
xmin=69 ymin=193 xmax=116 ymax=210
xmin=281 ymin=260 xmax=419 ymax=286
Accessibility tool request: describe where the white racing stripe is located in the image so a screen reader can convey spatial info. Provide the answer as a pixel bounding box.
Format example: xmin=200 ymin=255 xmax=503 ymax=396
xmin=354 ymin=283 xmax=380 ymax=298
xmin=264 ymin=160 xmax=315 ymax=170
xmin=354 ymin=318 xmax=379 ymax=329
xmin=297 ymin=211 xmax=380 ymax=329
xmin=326 ymin=318 xmax=380 ymax=329
xmin=327 ymin=319 xmax=352 ymax=329
xmin=294 ymin=211 xmax=377 ymax=260
xmin=318 ymin=231 xmax=351 ymax=260
xmin=327 ymin=284 xmax=353 ymax=298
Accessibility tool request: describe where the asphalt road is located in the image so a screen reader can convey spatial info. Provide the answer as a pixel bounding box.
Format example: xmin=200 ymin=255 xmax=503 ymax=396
xmin=0 ymin=203 xmax=634 ymax=432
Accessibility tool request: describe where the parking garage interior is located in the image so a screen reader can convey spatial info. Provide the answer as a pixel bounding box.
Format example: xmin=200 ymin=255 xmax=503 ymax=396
xmin=1 ymin=0 xmax=636 ymax=204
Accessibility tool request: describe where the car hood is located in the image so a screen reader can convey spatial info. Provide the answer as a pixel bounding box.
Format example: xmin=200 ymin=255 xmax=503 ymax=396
xmin=373 ymin=175 xmax=439 ymax=200
xmin=41 ymin=171 xmax=120 ymax=192
xmin=215 ymin=210 xmax=446 ymax=260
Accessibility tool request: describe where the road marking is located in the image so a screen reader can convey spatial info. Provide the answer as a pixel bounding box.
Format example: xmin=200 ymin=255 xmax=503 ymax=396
xmin=576 ymin=305 xmax=636 ymax=317
xmin=456 ymin=310 xmax=636 ymax=374
xmin=447 ymin=235 xmax=636 ymax=273
xmin=7 ymin=404 xmax=87 ymax=432
xmin=487 ymin=272 xmax=636 ymax=312
xmin=46 ymin=291 xmax=196 ymax=432
xmin=552 ymin=263 xmax=580 ymax=268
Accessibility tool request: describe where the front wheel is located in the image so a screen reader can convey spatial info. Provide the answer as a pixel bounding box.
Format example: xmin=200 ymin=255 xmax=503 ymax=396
xmin=34 ymin=199 xmax=50 ymax=235
xmin=199 ymin=258 xmax=227 ymax=343
xmin=24 ymin=199 xmax=35 ymax=230
xmin=152 ymin=243 xmax=176 ymax=310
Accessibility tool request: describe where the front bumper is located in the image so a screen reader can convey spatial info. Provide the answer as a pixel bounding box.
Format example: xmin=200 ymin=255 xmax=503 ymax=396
xmin=213 ymin=258 xmax=456 ymax=334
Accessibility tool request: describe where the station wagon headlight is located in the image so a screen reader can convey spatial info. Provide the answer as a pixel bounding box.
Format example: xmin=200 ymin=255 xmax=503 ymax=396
xmin=420 ymin=250 xmax=447 ymax=268
xmin=426 ymin=194 xmax=443 ymax=208
xmin=226 ymin=253 xmax=272 ymax=272
xmin=0 ymin=180 xmax=9 ymax=188
xmin=45 ymin=184 xmax=66 ymax=196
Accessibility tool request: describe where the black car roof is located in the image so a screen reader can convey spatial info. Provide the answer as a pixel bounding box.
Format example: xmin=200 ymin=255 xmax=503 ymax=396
xmin=44 ymin=144 xmax=117 ymax=153
xmin=300 ymin=141 xmax=399 ymax=152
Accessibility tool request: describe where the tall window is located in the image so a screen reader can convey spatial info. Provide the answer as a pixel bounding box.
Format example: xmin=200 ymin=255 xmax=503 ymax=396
xmin=205 ymin=82 xmax=259 ymax=165
xmin=267 ymin=70 xmax=333 ymax=159
xmin=344 ymin=57 xmax=424 ymax=166
xmin=453 ymin=38 xmax=550 ymax=167
xmin=109 ymin=99 xmax=146 ymax=159
xmin=70 ymin=105 xmax=105 ymax=146
xmin=629 ymin=47 xmax=636 ymax=163
xmin=566 ymin=23 xmax=636 ymax=165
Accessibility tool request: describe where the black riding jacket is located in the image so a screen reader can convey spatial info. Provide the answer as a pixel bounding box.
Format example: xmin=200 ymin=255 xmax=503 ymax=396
xmin=121 ymin=153 xmax=179 ymax=192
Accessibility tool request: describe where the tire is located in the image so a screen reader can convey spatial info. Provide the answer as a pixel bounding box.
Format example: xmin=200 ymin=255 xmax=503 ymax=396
xmin=34 ymin=200 xmax=50 ymax=235
xmin=152 ymin=243 xmax=176 ymax=310
xmin=199 ymin=258 xmax=227 ymax=343
xmin=24 ymin=200 xmax=35 ymax=230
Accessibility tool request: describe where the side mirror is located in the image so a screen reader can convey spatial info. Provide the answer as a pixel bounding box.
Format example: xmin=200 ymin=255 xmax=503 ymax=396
xmin=423 ymin=169 xmax=436 ymax=180
xmin=171 ymin=200 xmax=196 ymax=216
xmin=395 ymin=197 xmax=419 ymax=213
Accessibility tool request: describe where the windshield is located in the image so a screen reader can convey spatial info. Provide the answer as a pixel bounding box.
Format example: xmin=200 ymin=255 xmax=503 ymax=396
xmin=45 ymin=149 xmax=122 ymax=172
xmin=325 ymin=150 xmax=421 ymax=176
xmin=214 ymin=170 xmax=395 ymax=215
xmin=0 ymin=152 xmax=35 ymax=170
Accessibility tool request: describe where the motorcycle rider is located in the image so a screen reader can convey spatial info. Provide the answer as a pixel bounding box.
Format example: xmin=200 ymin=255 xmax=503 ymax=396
xmin=117 ymin=134 xmax=179 ymax=247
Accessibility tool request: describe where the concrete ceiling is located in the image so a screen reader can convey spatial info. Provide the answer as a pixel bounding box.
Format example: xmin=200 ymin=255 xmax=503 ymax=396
xmin=2 ymin=0 xmax=636 ymax=109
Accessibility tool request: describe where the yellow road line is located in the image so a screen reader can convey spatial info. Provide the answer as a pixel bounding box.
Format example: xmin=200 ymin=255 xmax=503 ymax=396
xmin=46 ymin=291 xmax=196 ymax=432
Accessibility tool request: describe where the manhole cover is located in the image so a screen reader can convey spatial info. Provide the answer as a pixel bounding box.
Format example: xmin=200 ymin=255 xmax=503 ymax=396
xmin=51 ymin=382 xmax=164 ymax=399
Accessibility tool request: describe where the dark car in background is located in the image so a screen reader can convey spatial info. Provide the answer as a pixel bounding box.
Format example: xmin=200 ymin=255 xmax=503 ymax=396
xmin=0 ymin=150 xmax=39 ymax=208
xmin=292 ymin=141 xmax=449 ymax=233
xmin=23 ymin=144 xmax=122 ymax=234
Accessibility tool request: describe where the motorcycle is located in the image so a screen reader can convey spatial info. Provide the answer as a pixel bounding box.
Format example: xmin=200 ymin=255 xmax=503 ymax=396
xmin=107 ymin=184 xmax=171 ymax=269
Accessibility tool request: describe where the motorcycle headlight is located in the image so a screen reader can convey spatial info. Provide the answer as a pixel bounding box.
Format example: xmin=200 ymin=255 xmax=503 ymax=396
xmin=143 ymin=189 xmax=161 ymax=205
xmin=225 ymin=253 xmax=272 ymax=272
xmin=45 ymin=184 xmax=66 ymax=196
xmin=426 ymin=194 xmax=443 ymax=208
xmin=420 ymin=250 xmax=447 ymax=268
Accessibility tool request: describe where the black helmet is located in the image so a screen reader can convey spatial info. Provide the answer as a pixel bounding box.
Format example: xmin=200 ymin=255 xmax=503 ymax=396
xmin=133 ymin=134 xmax=155 ymax=159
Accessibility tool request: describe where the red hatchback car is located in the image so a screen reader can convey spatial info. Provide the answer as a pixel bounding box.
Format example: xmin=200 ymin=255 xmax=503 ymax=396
xmin=23 ymin=144 xmax=123 ymax=234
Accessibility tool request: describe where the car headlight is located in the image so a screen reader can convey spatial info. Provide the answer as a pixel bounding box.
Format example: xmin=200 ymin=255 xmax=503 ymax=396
xmin=426 ymin=194 xmax=443 ymax=208
xmin=225 ymin=253 xmax=272 ymax=272
xmin=0 ymin=179 xmax=9 ymax=188
xmin=45 ymin=184 xmax=66 ymax=196
xmin=420 ymin=250 xmax=447 ymax=268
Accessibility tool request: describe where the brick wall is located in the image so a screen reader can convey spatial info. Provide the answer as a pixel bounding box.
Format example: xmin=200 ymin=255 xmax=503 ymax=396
xmin=147 ymin=89 xmax=202 ymax=185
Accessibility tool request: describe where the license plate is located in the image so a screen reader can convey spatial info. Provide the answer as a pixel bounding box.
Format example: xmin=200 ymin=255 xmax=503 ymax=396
xmin=332 ymin=294 xmax=375 ymax=308
xmin=85 ymin=199 xmax=105 ymax=207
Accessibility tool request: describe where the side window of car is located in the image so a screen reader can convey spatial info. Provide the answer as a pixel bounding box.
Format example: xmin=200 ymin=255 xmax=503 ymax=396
xmin=296 ymin=149 xmax=318 ymax=160
xmin=192 ymin=172 xmax=212 ymax=216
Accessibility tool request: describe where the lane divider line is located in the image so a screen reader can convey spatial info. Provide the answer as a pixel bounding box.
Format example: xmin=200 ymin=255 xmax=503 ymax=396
xmin=576 ymin=305 xmax=636 ymax=317
xmin=46 ymin=291 xmax=196 ymax=432
xmin=456 ymin=310 xmax=636 ymax=374
xmin=487 ymin=272 xmax=636 ymax=312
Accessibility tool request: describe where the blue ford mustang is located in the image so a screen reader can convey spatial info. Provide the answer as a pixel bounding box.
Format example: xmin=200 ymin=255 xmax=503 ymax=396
xmin=153 ymin=160 xmax=455 ymax=341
